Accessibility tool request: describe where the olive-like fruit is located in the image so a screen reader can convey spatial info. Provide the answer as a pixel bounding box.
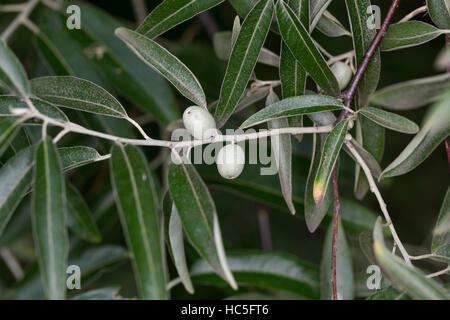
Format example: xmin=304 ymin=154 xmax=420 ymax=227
xmin=216 ymin=144 xmax=245 ymax=179
xmin=331 ymin=61 xmax=353 ymax=90
xmin=182 ymin=106 xmax=217 ymax=140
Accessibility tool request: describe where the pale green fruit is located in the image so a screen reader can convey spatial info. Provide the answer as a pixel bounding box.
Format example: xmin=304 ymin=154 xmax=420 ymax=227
xmin=182 ymin=106 xmax=217 ymax=140
xmin=331 ymin=61 xmax=353 ymax=90
xmin=216 ymin=144 xmax=245 ymax=179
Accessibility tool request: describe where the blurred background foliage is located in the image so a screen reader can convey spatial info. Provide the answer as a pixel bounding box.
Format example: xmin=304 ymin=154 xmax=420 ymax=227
xmin=0 ymin=0 xmax=448 ymax=299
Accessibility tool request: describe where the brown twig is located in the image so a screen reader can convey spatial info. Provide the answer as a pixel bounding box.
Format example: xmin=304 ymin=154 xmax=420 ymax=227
xmin=445 ymin=36 xmax=450 ymax=169
xmin=331 ymin=166 xmax=340 ymax=300
xmin=336 ymin=0 xmax=402 ymax=123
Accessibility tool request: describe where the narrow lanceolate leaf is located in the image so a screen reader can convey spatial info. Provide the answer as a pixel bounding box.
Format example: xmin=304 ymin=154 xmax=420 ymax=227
xmin=58 ymin=146 xmax=103 ymax=171
xmin=66 ymin=183 xmax=101 ymax=243
xmin=369 ymin=73 xmax=450 ymax=110
xmin=32 ymin=137 xmax=68 ymax=300
xmin=347 ymin=137 xmax=382 ymax=179
xmin=169 ymin=204 xmax=195 ymax=294
xmin=345 ymin=0 xmax=380 ymax=107
xmin=305 ymin=133 xmax=333 ymax=233
xmin=168 ymin=160 xmax=237 ymax=290
xmin=359 ymin=107 xmax=419 ymax=134
xmin=277 ymin=1 xmax=340 ymax=96
xmin=280 ymin=0 xmax=308 ymax=98
xmin=316 ymin=11 xmax=351 ymax=37
xmin=382 ymin=91 xmax=450 ymax=178
xmin=0 ymin=117 xmax=23 ymax=157
xmin=353 ymin=113 xmax=385 ymax=200
xmin=431 ymin=186 xmax=450 ymax=253
xmin=240 ymin=95 xmax=343 ymax=128
xmin=0 ymin=144 xmax=105 ymax=238
xmin=73 ymin=2 xmax=179 ymax=124
xmin=188 ymin=251 xmax=320 ymax=299
xmin=310 ymin=0 xmax=331 ymax=31
xmin=116 ymin=28 xmax=206 ymax=108
xmin=30 ymin=76 xmax=127 ymax=118
xmin=427 ymin=0 xmax=450 ymax=29
xmin=266 ymin=92 xmax=294 ymax=214
xmin=215 ymin=0 xmax=274 ymax=125
xmin=0 ymin=41 xmax=30 ymax=97
xmin=373 ymin=218 xmax=449 ymax=300
xmin=110 ymin=144 xmax=167 ymax=300
xmin=0 ymin=146 xmax=35 ymax=237
xmin=381 ymin=21 xmax=444 ymax=52
xmin=137 ymin=0 xmax=224 ymax=38
xmin=279 ymin=0 xmax=308 ymax=141
xmin=320 ymin=219 xmax=354 ymax=300
xmin=313 ymin=120 xmax=349 ymax=204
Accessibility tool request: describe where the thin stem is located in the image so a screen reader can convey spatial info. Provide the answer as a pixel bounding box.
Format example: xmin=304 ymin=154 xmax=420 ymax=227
xmin=126 ymin=116 xmax=152 ymax=140
xmin=20 ymin=105 xmax=334 ymax=149
xmin=345 ymin=141 xmax=412 ymax=265
xmin=331 ymin=166 xmax=340 ymax=300
xmin=409 ymin=253 xmax=435 ymax=260
xmin=426 ymin=267 xmax=450 ymax=278
xmin=0 ymin=247 xmax=24 ymax=281
xmin=327 ymin=50 xmax=355 ymax=65
xmin=337 ymin=0 xmax=402 ymax=122
xmin=0 ymin=0 xmax=40 ymax=42
xmin=53 ymin=128 xmax=69 ymax=143
xmin=0 ymin=4 xmax=27 ymax=12
xmin=399 ymin=5 xmax=427 ymax=23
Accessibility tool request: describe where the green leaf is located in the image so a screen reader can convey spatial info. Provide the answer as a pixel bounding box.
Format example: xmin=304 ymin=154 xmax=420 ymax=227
xmin=0 ymin=95 xmax=68 ymax=122
xmin=353 ymin=114 xmax=385 ymax=200
xmin=34 ymin=31 xmax=71 ymax=76
xmin=313 ymin=120 xmax=349 ymax=203
xmin=381 ymin=21 xmax=444 ymax=52
xmin=213 ymin=31 xmax=280 ymax=67
xmin=373 ymin=218 xmax=449 ymax=300
xmin=305 ymin=133 xmax=333 ymax=232
xmin=266 ymin=91 xmax=294 ymax=214
xmin=187 ymin=251 xmax=320 ymax=299
xmin=168 ymin=204 xmax=195 ymax=294
xmin=32 ymin=137 xmax=68 ymax=300
xmin=277 ymin=1 xmax=340 ymax=96
xmin=345 ymin=0 xmax=380 ymax=107
xmin=279 ymin=0 xmax=309 ymax=99
xmin=347 ymin=137 xmax=382 ymax=179
xmin=320 ymin=218 xmax=354 ymax=299
xmin=310 ymin=0 xmax=331 ymax=31
xmin=71 ymin=287 xmax=120 ymax=300
xmin=116 ymin=28 xmax=207 ymax=108
xmin=110 ymin=144 xmax=167 ymax=300
xmin=0 ymin=40 xmax=30 ymax=97
xmin=369 ymin=73 xmax=450 ymax=110
xmin=58 ymin=146 xmax=104 ymax=172
xmin=316 ymin=11 xmax=351 ymax=37
xmin=71 ymin=2 xmax=179 ymax=124
xmin=382 ymin=90 xmax=450 ymax=178
xmin=137 ymin=0 xmax=224 ymax=38
xmin=168 ymin=160 xmax=237 ymax=289
xmin=0 ymin=146 xmax=35 ymax=237
xmin=67 ymin=183 xmax=101 ymax=243
xmin=366 ymin=286 xmax=406 ymax=300
xmin=0 ymin=117 xmax=23 ymax=158
xmin=214 ymin=0 xmax=274 ymax=126
xmin=240 ymin=95 xmax=343 ymax=128
xmin=359 ymin=107 xmax=419 ymax=134
xmin=229 ymin=0 xmax=256 ymax=17
xmin=431 ymin=186 xmax=450 ymax=252
xmin=31 ymin=76 xmax=127 ymax=118
xmin=426 ymin=0 xmax=450 ymax=29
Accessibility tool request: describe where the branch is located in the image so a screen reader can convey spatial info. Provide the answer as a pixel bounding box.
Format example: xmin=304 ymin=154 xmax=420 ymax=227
xmin=337 ymin=0 xmax=402 ymax=122
xmin=0 ymin=0 xmax=40 ymax=42
xmin=399 ymin=5 xmax=427 ymax=23
xmin=131 ymin=0 xmax=148 ymax=24
xmin=331 ymin=166 xmax=340 ymax=300
xmin=345 ymin=141 xmax=412 ymax=265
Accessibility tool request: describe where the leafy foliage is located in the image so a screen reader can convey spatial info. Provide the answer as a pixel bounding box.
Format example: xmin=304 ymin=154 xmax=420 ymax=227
xmin=0 ymin=0 xmax=448 ymax=301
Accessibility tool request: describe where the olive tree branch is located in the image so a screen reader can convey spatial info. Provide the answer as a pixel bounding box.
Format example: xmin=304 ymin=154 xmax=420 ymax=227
xmin=331 ymin=167 xmax=340 ymax=300
xmin=399 ymin=5 xmax=427 ymax=23
xmin=337 ymin=0 xmax=402 ymax=121
xmin=345 ymin=141 xmax=412 ymax=265
xmin=0 ymin=0 xmax=40 ymax=42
